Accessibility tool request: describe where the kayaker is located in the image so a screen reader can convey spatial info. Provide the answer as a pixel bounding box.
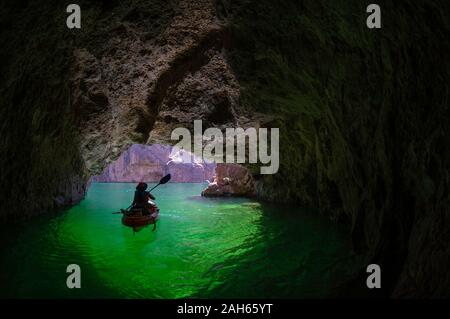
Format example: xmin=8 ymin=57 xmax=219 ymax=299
xmin=132 ymin=182 xmax=156 ymax=214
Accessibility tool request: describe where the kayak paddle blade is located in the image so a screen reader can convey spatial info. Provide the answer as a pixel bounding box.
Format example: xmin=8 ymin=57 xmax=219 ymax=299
xmin=159 ymin=174 xmax=171 ymax=185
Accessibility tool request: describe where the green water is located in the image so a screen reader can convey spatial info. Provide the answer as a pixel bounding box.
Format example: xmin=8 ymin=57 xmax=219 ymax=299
xmin=0 ymin=183 xmax=359 ymax=298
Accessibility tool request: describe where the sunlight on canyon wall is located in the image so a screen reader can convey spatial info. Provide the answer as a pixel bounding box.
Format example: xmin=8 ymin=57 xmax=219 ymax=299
xmin=90 ymin=144 xmax=215 ymax=183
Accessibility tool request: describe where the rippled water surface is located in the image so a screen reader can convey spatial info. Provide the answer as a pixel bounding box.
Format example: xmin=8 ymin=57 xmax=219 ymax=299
xmin=0 ymin=183 xmax=358 ymax=298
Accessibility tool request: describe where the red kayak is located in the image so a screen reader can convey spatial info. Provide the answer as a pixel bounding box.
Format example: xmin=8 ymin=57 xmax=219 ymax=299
xmin=121 ymin=202 xmax=160 ymax=229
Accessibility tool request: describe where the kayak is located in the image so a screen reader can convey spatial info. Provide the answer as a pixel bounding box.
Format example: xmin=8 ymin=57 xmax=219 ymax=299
xmin=115 ymin=172 xmax=171 ymax=231
xmin=122 ymin=211 xmax=159 ymax=227
xmin=122 ymin=204 xmax=160 ymax=227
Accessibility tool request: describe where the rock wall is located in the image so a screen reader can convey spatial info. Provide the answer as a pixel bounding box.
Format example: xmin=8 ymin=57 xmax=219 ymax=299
xmin=91 ymin=144 xmax=215 ymax=183
xmin=0 ymin=1 xmax=89 ymax=221
xmin=221 ymin=0 xmax=450 ymax=298
xmin=0 ymin=0 xmax=449 ymax=297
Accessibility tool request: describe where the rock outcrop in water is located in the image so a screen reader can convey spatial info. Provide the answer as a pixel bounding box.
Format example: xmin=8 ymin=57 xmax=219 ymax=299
xmin=202 ymin=163 xmax=255 ymax=197
xmin=1 ymin=0 xmax=450 ymax=298
xmin=91 ymin=144 xmax=215 ymax=183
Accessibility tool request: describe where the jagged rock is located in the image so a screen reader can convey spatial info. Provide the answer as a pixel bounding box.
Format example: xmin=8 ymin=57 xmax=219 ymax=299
xmin=202 ymin=163 xmax=255 ymax=197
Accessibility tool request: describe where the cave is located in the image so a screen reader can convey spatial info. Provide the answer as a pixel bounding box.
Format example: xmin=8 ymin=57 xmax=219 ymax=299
xmin=0 ymin=0 xmax=449 ymax=300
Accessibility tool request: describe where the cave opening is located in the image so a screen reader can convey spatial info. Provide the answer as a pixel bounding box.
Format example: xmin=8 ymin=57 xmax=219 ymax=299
xmin=90 ymin=143 xmax=216 ymax=185
xmin=89 ymin=143 xmax=257 ymax=198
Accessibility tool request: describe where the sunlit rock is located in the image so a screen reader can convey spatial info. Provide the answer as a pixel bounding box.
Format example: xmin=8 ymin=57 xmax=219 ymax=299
xmin=202 ymin=163 xmax=255 ymax=197
xmin=91 ymin=144 xmax=215 ymax=183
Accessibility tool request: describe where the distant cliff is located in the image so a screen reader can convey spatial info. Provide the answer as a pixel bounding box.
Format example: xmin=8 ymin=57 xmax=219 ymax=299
xmin=91 ymin=144 xmax=215 ymax=183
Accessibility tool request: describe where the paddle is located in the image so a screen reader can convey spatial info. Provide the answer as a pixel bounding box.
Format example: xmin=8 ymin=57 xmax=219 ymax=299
xmin=112 ymin=174 xmax=171 ymax=214
xmin=148 ymin=173 xmax=171 ymax=192
xmin=112 ymin=209 xmax=129 ymax=214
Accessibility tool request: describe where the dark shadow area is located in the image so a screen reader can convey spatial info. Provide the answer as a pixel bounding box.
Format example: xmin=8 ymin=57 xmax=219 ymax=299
xmin=191 ymin=202 xmax=367 ymax=298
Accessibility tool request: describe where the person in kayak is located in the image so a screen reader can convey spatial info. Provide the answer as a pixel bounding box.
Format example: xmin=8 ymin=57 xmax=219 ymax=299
xmin=132 ymin=182 xmax=156 ymax=214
